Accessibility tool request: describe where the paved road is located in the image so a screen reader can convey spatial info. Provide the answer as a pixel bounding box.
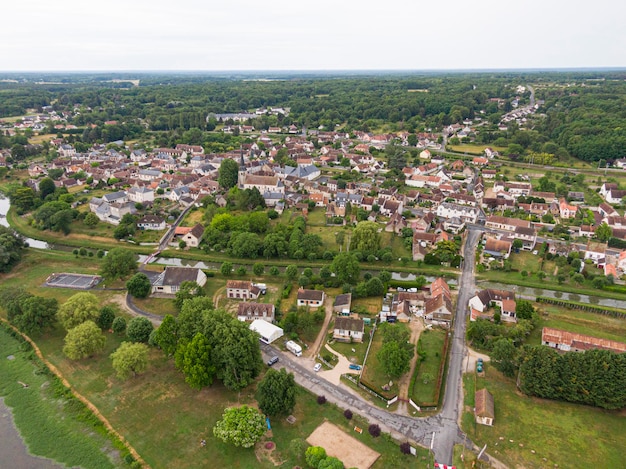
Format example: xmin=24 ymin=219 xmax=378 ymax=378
xmin=260 ymin=227 xmax=483 ymax=465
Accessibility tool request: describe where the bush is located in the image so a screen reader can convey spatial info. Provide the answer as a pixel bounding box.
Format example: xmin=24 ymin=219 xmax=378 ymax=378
xmin=343 ymin=409 xmax=353 ymax=420
xmin=126 ymin=317 xmax=154 ymax=343
xmin=368 ymin=424 xmax=381 ymax=437
xmin=97 ymin=306 xmax=115 ymax=330
xmin=317 ymin=395 xmax=327 ymax=405
xmin=400 ymin=442 xmax=411 ymax=454
xmin=269 ymin=266 xmax=280 ymax=276
xmin=112 ymin=316 xmax=127 ymax=334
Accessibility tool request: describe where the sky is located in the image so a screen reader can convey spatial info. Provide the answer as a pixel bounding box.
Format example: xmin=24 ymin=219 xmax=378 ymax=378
xmin=1 ymin=0 xmax=625 ymax=71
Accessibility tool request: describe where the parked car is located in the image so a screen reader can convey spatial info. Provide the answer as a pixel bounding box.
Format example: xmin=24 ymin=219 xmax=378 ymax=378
xmin=314 ymin=363 xmax=322 ymax=372
xmin=349 ymin=364 xmax=362 ymax=370
xmin=267 ymin=356 xmax=279 ymax=366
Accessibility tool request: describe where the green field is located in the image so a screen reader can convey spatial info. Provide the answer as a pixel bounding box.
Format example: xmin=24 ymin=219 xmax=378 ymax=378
xmin=527 ymin=304 xmax=626 ymax=346
xmin=411 ymin=328 xmax=447 ymax=406
xmin=462 ymin=368 xmax=626 ymax=468
xmin=0 ymin=325 xmax=121 ymax=468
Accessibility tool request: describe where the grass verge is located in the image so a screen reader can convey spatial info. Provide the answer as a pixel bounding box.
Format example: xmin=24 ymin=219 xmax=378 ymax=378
xmin=411 ymin=328 xmax=447 ymax=406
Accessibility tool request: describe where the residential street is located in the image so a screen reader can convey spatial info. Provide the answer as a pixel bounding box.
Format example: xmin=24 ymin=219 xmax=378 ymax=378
xmin=261 ymin=227 xmax=484 ymax=466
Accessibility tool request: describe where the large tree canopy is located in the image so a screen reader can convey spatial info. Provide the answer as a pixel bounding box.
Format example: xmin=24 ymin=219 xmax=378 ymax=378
xmin=110 ymin=342 xmax=149 ymax=379
xmin=330 ymin=252 xmax=361 ymax=285
xmin=213 ymin=405 xmax=266 ymax=448
xmin=58 ymin=292 xmax=100 ymax=330
xmin=63 ymin=321 xmax=106 ymax=360
xmin=218 ymin=158 xmax=240 ymax=189
xmin=101 ymin=248 xmax=137 ymax=280
xmin=0 ymin=225 xmax=26 ymax=273
xmin=349 ymin=221 xmax=380 ymax=256
xmin=256 ymin=368 xmax=297 ymax=416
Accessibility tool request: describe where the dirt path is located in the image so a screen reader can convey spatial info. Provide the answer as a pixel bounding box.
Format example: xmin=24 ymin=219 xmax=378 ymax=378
xmin=307 ymin=296 xmax=333 ymax=359
xmin=212 ymin=286 xmax=226 ymax=309
xmin=397 ymin=317 xmax=425 ymax=411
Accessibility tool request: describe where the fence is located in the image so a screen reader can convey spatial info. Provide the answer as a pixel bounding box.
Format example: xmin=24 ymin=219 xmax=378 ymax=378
xmin=343 ymin=374 xmax=398 ymax=407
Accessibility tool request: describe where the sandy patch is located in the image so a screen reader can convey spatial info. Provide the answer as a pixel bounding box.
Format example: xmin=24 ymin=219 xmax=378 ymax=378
xmin=306 ymin=421 xmax=380 ymax=469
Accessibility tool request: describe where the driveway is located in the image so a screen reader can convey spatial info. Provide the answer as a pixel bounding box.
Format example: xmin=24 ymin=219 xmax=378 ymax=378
xmin=316 ymin=344 xmax=359 ymax=386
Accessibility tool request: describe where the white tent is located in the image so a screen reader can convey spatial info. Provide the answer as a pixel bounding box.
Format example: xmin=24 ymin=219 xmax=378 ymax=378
xmin=249 ymin=319 xmax=284 ymax=344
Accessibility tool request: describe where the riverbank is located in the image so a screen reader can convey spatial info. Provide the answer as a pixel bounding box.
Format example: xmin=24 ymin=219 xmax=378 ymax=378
xmin=0 ymin=324 xmax=122 ymax=468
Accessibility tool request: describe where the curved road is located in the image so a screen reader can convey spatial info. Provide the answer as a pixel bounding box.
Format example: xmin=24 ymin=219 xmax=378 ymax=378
xmin=262 ymin=228 xmax=483 ymax=465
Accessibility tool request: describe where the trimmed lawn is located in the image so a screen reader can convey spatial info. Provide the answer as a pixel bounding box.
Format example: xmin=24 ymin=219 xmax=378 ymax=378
xmin=329 ymin=324 xmax=371 ymax=365
xmin=132 ymin=297 xmax=178 ymax=316
xmin=462 ymin=368 xmax=626 ymax=468
xmin=411 ymin=328 xmax=447 ymax=406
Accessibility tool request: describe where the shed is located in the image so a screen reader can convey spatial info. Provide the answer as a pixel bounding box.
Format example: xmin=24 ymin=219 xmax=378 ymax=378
xmin=475 ymin=388 xmax=495 ymax=426
xmin=250 ymin=319 xmax=284 ymax=344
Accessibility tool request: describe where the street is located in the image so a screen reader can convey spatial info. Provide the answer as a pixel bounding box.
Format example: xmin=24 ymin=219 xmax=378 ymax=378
xmin=260 ymin=227 xmax=483 ymax=465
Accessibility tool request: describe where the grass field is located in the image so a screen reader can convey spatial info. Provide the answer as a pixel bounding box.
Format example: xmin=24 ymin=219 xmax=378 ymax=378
xmin=0 ymin=326 xmax=121 ymax=468
xmin=527 ymin=304 xmax=626 ymax=345
xmin=411 ymin=328 xmax=447 ymax=406
xmin=447 ymin=144 xmax=507 ymax=155
xmin=462 ymin=368 xmax=626 ymax=468
xmin=27 ymin=319 xmax=430 ymax=469
xmin=352 ymin=296 xmax=383 ymax=315
xmin=132 ymin=296 xmax=178 ymax=316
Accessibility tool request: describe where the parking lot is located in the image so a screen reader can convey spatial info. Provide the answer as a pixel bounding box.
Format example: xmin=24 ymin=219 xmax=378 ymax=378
xmin=44 ymin=273 xmax=102 ymax=290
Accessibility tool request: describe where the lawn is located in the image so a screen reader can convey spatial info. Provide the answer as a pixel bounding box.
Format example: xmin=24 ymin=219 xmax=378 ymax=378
xmin=461 ymin=368 xmax=626 ymax=469
xmin=352 ymin=296 xmax=383 ymax=315
xmin=179 ymin=207 xmax=204 ymax=227
xmin=329 ymin=324 xmax=371 ymax=365
xmin=0 ymin=325 xmax=121 ymax=469
xmin=527 ymin=304 xmax=626 ymax=346
xmin=361 ymin=324 xmax=414 ymax=399
xmin=28 ymin=319 xmax=430 ymax=469
xmin=447 ymin=144 xmax=507 ymax=155
xmin=411 ymin=328 xmax=447 ymax=406
xmin=132 ymin=296 xmax=178 ymax=316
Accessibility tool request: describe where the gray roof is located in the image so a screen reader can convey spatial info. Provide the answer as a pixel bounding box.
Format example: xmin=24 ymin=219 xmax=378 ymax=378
xmin=153 ymin=267 xmax=201 ymax=287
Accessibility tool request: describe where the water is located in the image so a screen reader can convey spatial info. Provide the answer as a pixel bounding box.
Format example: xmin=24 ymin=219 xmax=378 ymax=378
xmin=0 ymin=196 xmax=50 ymax=249
xmin=391 ymin=271 xmax=458 ymax=285
xmin=480 ymin=280 xmax=626 ymax=310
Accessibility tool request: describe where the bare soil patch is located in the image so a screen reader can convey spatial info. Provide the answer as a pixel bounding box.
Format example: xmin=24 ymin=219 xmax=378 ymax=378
xmin=306 ymin=421 xmax=380 ymax=469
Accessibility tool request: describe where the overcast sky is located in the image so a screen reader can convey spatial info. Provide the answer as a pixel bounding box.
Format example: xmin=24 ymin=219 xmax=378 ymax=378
xmin=2 ymin=0 xmax=625 ymax=71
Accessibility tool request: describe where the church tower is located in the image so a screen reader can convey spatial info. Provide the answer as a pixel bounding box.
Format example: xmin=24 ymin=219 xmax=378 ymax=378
xmin=237 ymin=145 xmax=246 ymax=188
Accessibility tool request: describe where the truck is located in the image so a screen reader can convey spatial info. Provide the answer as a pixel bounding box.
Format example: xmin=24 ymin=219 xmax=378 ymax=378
xmin=286 ymin=340 xmax=302 ymax=357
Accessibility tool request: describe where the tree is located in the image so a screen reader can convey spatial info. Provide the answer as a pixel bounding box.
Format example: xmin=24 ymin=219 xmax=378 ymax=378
xmin=97 ymin=305 xmax=116 ymax=330
xmin=178 ymin=296 xmax=213 ymax=340
xmin=385 ymin=141 xmax=407 ymax=170
xmin=0 ymin=225 xmax=26 ymax=273
xmin=366 ymin=277 xmax=385 ymax=297
xmin=126 ymin=317 xmax=154 ymax=343
xmin=368 ymin=424 xmax=381 ymax=437
xmin=203 ymin=310 xmax=263 ymax=390
xmin=595 ymin=222 xmax=612 ymax=242
xmin=213 ymin=405 xmax=266 ymax=448
xmin=285 ymin=264 xmax=298 ymax=281
xmin=153 ymin=314 xmax=178 ymax=356
xmin=515 ymin=299 xmax=535 ymax=320
xmin=101 ymin=248 xmax=137 ymax=280
xmin=63 ymin=321 xmax=106 ymax=360
xmin=252 ymin=263 xmax=264 ymax=276
xmin=349 ymin=221 xmax=381 ymax=255
xmin=305 ymin=446 xmax=327 ymax=468
xmin=174 ymin=281 xmax=204 ymax=310
xmin=58 ymin=292 xmax=100 ymax=330
xmin=175 ymin=333 xmax=216 ymax=389
xmin=377 ymin=341 xmax=412 ymax=378
xmin=220 ymin=261 xmax=233 ymax=276
xmin=110 ymin=342 xmax=149 ymax=379
xmin=126 ymin=272 xmax=151 ymax=298
xmin=330 ymin=252 xmax=360 ymax=285
xmin=318 ymin=456 xmax=344 ymax=469
xmin=83 ymin=212 xmax=99 ymax=228
xmin=491 ymin=338 xmax=519 ymax=377
xmin=218 ymin=158 xmax=239 ymax=189
xmin=38 ymin=177 xmax=56 ymax=200
xmin=256 ymin=368 xmax=297 ymax=416
xmin=112 ymin=316 xmax=127 ymax=334
xmin=9 ymin=295 xmax=58 ymax=335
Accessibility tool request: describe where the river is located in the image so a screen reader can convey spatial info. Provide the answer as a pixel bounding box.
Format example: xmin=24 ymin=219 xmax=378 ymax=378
xmin=0 ymin=196 xmax=50 ymax=249
xmin=479 ymin=280 xmax=626 ymax=310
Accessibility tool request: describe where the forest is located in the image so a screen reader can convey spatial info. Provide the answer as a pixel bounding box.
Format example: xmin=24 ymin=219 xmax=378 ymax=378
xmin=0 ymin=70 xmax=625 ymax=163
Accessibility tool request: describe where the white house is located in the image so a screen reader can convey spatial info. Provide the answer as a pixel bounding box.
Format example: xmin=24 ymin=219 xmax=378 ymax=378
xmin=136 ymin=214 xmax=166 ymax=231
xmin=333 ymin=317 xmax=365 ymax=343
xmin=151 ymin=267 xmax=207 ymax=295
xmin=226 ymin=280 xmax=260 ymax=300
xmin=237 ymin=302 xmax=275 ymax=323
xmin=436 ymin=202 xmax=479 ymax=224
xmin=296 ymin=288 xmax=325 ymax=308
xmin=181 ymin=223 xmax=204 ymax=248
xmin=127 ymin=186 xmax=155 ymax=204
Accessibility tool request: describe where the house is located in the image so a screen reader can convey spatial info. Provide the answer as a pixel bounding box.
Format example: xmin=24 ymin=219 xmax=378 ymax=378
xmin=249 ymin=319 xmax=284 ymax=344
xmin=485 ymin=216 xmax=531 ymax=232
xmin=333 ymin=317 xmax=365 ymax=343
xmin=475 ymin=389 xmax=495 ymax=426
xmin=151 ymin=267 xmax=207 ymax=295
xmin=541 ymin=327 xmax=626 ymax=353
xmin=333 ymin=293 xmax=352 ymax=314
xmin=483 ymin=238 xmax=512 ymax=259
xmin=559 ymin=198 xmax=578 ymax=219
xmin=127 ymin=186 xmax=155 ymax=204
xmin=297 ymin=288 xmax=325 ymax=308
xmin=424 ymin=294 xmax=454 ymax=324
xmin=136 ymin=214 xmax=166 ymax=231
xmin=226 ymin=280 xmax=260 ymax=300
xmin=181 ymin=223 xmax=204 ymax=248
xmin=237 ymin=302 xmax=275 ymax=323
xmin=469 ymin=289 xmax=516 ymax=322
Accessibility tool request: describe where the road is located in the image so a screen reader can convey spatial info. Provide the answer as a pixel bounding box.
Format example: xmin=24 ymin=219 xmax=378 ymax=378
xmin=261 ymin=227 xmax=483 ymax=465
